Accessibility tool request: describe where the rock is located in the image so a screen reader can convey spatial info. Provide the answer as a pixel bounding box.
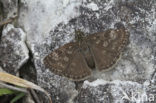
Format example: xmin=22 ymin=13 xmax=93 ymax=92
xmin=0 ymin=0 xmax=18 ymax=18
xmin=0 ymin=0 xmax=18 ymax=19
xmin=0 ymin=24 xmax=29 ymax=74
xmin=75 ymin=79 xmax=156 ymax=103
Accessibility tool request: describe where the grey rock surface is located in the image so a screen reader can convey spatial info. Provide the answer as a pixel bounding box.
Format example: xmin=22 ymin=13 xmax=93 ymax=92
xmin=0 ymin=0 xmax=18 ymax=18
xmin=0 ymin=0 xmax=156 ymax=103
xmin=0 ymin=24 xmax=29 ymax=74
xmin=75 ymin=80 xmax=156 ymax=103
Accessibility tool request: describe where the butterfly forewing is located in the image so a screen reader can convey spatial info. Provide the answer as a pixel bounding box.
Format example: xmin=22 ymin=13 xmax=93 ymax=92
xmin=108 ymin=29 xmax=129 ymax=52
xmin=44 ymin=42 xmax=77 ymax=76
xmin=44 ymin=42 xmax=91 ymax=81
xmin=87 ymin=28 xmax=129 ymax=71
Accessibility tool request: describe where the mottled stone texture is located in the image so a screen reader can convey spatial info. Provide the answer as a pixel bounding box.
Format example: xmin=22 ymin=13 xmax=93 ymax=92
xmin=0 ymin=0 xmax=156 ymax=103
xmin=0 ymin=24 xmax=29 ymax=74
xmin=0 ymin=0 xmax=18 ymax=18
xmin=75 ymin=80 xmax=156 ymax=103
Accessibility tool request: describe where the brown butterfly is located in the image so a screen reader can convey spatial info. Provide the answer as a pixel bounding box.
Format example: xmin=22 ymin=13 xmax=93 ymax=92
xmin=44 ymin=28 xmax=129 ymax=81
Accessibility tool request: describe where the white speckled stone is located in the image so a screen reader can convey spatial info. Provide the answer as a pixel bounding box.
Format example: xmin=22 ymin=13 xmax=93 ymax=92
xmin=0 ymin=24 xmax=29 ymax=74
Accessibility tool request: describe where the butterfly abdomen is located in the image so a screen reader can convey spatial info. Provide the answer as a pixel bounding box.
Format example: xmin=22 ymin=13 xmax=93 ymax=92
xmin=79 ymin=42 xmax=95 ymax=69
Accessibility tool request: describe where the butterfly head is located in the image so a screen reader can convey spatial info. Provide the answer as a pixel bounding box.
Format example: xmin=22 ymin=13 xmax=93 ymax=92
xmin=75 ymin=30 xmax=85 ymax=43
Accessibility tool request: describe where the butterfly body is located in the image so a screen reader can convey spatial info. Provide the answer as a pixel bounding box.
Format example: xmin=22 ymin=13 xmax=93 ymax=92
xmin=77 ymin=40 xmax=95 ymax=69
xmin=44 ymin=28 xmax=129 ymax=81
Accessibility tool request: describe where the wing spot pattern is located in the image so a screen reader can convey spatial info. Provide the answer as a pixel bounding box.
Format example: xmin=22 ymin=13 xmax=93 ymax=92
xmin=53 ymin=52 xmax=58 ymax=57
xmin=96 ymin=40 xmax=100 ymax=44
xmin=103 ymin=41 xmax=108 ymax=47
xmin=57 ymin=62 xmax=65 ymax=68
xmin=93 ymin=37 xmax=97 ymax=40
xmin=64 ymin=56 xmax=69 ymax=62
xmin=67 ymin=51 xmax=72 ymax=54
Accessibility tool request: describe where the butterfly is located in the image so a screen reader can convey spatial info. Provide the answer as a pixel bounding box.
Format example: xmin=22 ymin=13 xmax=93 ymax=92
xmin=44 ymin=28 xmax=129 ymax=81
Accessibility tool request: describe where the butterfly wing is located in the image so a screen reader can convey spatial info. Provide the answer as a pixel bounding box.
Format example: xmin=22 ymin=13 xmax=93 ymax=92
xmin=63 ymin=49 xmax=92 ymax=81
xmin=87 ymin=28 xmax=129 ymax=71
xmin=44 ymin=42 xmax=77 ymax=76
xmin=44 ymin=42 xmax=91 ymax=81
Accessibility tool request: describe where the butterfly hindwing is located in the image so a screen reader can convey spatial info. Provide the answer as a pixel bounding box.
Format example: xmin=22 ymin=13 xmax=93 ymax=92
xmin=63 ymin=49 xmax=92 ymax=81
